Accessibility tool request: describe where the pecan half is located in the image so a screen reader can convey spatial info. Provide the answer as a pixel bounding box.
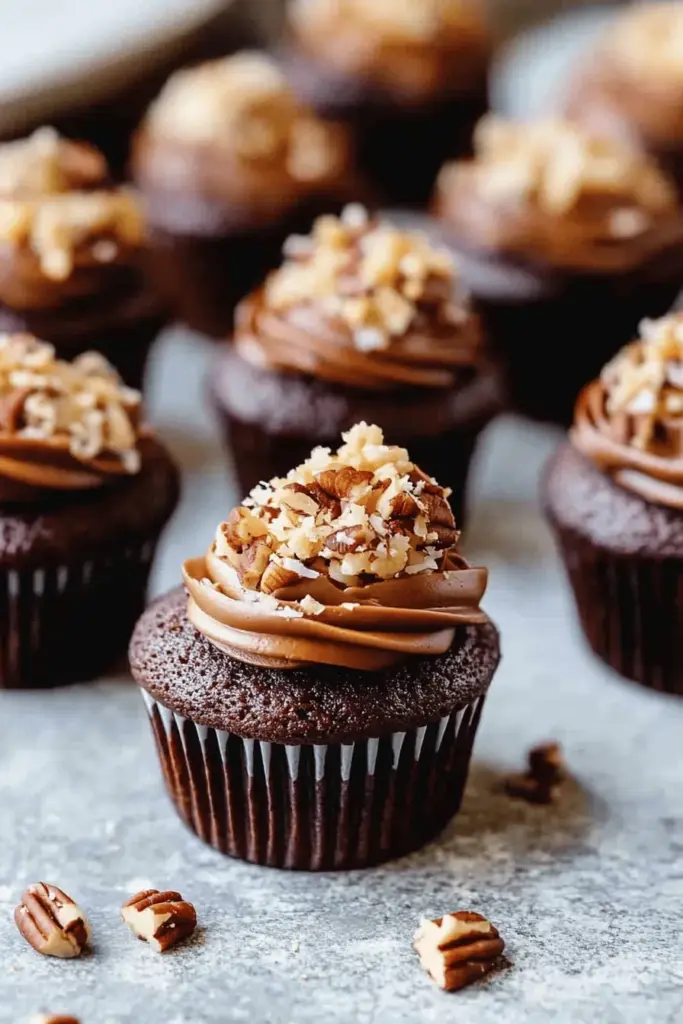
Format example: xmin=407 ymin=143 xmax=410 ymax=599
xmin=121 ymin=889 xmax=197 ymax=953
xmin=413 ymin=911 xmax=504 ymax=991
xmin=316 ymin=466 xmax=373 ymax=501
xmin=505 ymin=740 xmax=566 ymax=804
xmin=14 ymin=883 xmax=90 ymax=958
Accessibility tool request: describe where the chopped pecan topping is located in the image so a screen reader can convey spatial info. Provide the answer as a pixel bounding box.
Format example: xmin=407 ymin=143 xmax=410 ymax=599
xmin=413 ymin=911 xmax=505 ymax=991
xmin=0 ymin=334 xmax=142 ymax=472
xmin=443 ymin=115 xmax=676 ymax=220
xmin=121 ymin=889 xmax=197 ymax=953
xmin=213 ymin=422 xmax=463 ymax=594
xmin=267 ymin=207 xmax=461 ymax=352
xmin=14 ymin=883 xmax=90 ymax=959
xmin=505 ymin=740 xmax=566 ymax=805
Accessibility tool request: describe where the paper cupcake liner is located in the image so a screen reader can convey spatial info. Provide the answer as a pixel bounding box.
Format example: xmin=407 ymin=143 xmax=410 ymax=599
xmin=555 ymin=527 xmax=683 ymax=695
xmin=142 ymin=691 xmax=487 ymax=870
xmin=221 ymin=414 xmax=481 ymax=530
xmin=0 ymin=539 xmax=158 ymax=689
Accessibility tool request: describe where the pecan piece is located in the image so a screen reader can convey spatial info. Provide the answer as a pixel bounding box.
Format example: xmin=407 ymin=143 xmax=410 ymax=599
xmin=222 ymin=507 xmax=268 ymax=552
xmin=420 ymin=490 xmax=456 ymax=529
xmin=239 ymin=540 xmax=272 ymax=590
xmin=29 ymin=1016 xmax=80 ymax=1024
xmin=413 ymin=911 xmax=504 ymax=991
xmin=315 ymin=466 xmax=373 ymax=501
xmin=306 ymin=481 xmax=341 ymax=518
xmin=324 ymin=524 xmax=373 ymax=554
xmin=387 ymin=492 xmax=419 ymax=519
xmin=0 ymin=387 xmax=29 ymax=433
xmin=121 ymin=889 xmax=197 ymax=953
xmin=505 ymin=740 xmax=566 ymax=804
xmin=260 ymin=560 xmax=301 ymax=594
xmin=14 ymin=883 xmax=90 ymax=958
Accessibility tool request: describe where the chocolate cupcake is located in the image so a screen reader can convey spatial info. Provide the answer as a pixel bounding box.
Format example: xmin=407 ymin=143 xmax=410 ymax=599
xmin=130 ymin=423 xmax=500 ymax=869
xmin=281 ymin=0 xmax=491 ymax=207
xmin=564 ymin=3 xmax=683 ymax=197
xmin=0 ymin=128 xmax=165 ymax=389
xmin=545 ymin=313 xmax=683 ymax=695
xmin=131 ymin=52 xmax=358 ymax=339
xmin=0 ymin=333 xmax=179 ymax=688
xmin=434 ymin=116 xmax=683 ymax=426
xmin=214 ymin=205 xmax=500 ymax=527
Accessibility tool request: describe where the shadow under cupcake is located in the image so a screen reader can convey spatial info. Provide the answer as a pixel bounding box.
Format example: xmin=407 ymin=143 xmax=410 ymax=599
xmin=545 ymin=312 xmax=683 ymax=696
xmin=0 ymin=128 xmax=166 ymax=390
xmin=213 ymin=205 xmax=501 ymax=528
xmin=434 ymin=115 xmax=683 ymax=426
xmin=279 ymin=0 xmax=492 ymax=208
xmin=131 ymin=52 xmax=361 ymax=340
xmin=130 ymin=422 xmax=500 ymax=870
xmin=0 ymin=334 xmax=179 ymax=688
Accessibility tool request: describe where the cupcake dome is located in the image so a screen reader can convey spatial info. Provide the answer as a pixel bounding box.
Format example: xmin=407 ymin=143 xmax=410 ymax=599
xmin=545 ymin=313 xmax=683 ymax=694
xmin=215 ymin=205 xmax=500 ymax=525
xmin=564 ymin=3 xmax=683 ymax=196
xmin=281 ymin=0 xmax=491 ymax=206
xmin=434 ymin=115 xmax=683 ymax=425
xmin=0 ymin=128 xmax=165 ymax=388
xmin=0 ymin=333 xmax=179 ymax=688
xmin=131 ymin=52 xmax=358 ymax=337
xmin=130 ymin=423 xmax=500 ymax=869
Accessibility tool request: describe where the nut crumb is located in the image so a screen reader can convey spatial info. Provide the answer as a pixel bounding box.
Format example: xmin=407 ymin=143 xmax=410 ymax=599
xmin=413 ymin=911 xmax=505 ymax=991
xmin=505 ymin=741 xmax=566 ymax=805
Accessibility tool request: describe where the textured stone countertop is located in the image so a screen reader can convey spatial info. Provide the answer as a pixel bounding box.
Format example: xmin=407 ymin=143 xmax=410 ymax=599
xmin=0 ymin=328 xmax=682 ymax=1024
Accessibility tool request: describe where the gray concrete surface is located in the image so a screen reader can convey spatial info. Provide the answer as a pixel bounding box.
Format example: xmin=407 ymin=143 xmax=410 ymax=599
xmin=0 ymin=328 xmax=681 ymax=1023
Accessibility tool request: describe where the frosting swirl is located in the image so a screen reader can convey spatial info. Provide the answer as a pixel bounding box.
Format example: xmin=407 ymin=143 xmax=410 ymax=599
xmin=234 ymin=205 xmax=482 ymax=390
xmin=183 ymin=422 xmax=489 ymax=670
xmin=571 ymin=313 xmax=683 ymax=509
xmin=435 ymin=115 xmax=682 ymax=271
xmin=288 ymin=0 xmax=490 ymax=100
xmin=133 ymin=52 xmax=352 ymax=231
xmin=0 ymin=129 xmax=145 ymax=311
xmin=0 ymin=333 xmax=147 ymax=498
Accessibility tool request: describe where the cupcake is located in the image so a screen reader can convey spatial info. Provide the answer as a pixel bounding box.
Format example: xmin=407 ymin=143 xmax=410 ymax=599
xmin=281 ymin=0 xmax=491 ymax=207
xmin=130 ymin=423 xmax=500 ymax=869
xmin=213 ymin=205 xmax=500 ymax=527
xmin=0 ymin=127 xmax=165 ymax=389
xmin=434 ymin=115 xmax=683 ymax=426
xmin=0 ymin=333 xmax=179 ymax=688
xmin=545 ymin=313 xmax=683 ymax=695
xmin=564 ymin=3 xmax=683 ymax=196
xmin=131 ymin=52 xmax=358 ymax=339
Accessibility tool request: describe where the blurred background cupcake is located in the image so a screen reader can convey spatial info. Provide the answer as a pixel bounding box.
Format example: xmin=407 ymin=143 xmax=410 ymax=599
xmin=545 ymin=313 xmax=683 ymax=696
xmin=434 ymin=115 xmax=683 ymax=426
xmin=564 ymin=3 xmax=683 ymax=197
xmin=279 ymin=0 xmax=492 ymax=208
xmin=131 ymin=423 xmax=500 ymax=869
xmin=0 ymin=334 xmax=179 ymax=688
xmin=0 ymin=128 xmax=165 ymax=389
xmin=132 ymin=51 xmax=359 ymax=339
xmin=213 ymin=205 xmax=500 ymax=526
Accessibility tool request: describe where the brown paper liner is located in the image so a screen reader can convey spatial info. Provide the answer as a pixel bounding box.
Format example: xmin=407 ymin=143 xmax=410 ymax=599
xmin=142 ymin=691 xmax=486 ymax=870
xmin=0 ymin=539 xmax=160 ymax=689
xmin=552 ymin=524 xmax=683 ymax=695
xmin=219 ymin=413 xmax=482 ymax=530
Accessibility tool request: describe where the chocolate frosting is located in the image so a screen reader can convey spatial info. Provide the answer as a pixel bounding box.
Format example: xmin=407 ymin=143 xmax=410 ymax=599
xmin=234 ymin=288 xmax=481 ymax=391
xmin=572 ymin=380 xmax=683 ymax=510
xmin=288 ymin=0 xmax=491 ymax=102
xmin=435 ymin=117 xmax=683 ymax=273
xmin=183 ymin=548 xmax=488 ymax=671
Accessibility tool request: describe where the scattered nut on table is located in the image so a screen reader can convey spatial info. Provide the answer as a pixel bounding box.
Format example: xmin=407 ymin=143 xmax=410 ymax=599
xmin=505 ymin=740 xmax=566 ymax=804
xmin=121 ymin=889 xmax=197 ymax=952
xmin=29 ymin=1015 xmax=80 ymax=1024
xmin=14 ymin=883 xmax=90 ymax=959
xmin=413 ymin=911 xmax=505 ymax=991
